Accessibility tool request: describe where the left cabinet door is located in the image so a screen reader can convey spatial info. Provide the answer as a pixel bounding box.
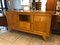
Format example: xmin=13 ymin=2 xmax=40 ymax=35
xmin=6 ymin=11 xmax=18 ymax=30
xmin=13 ymin=12 xmax=20 ymax=30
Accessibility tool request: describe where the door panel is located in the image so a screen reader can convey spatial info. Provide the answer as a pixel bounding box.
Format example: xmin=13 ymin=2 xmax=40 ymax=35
xmin=6 ymin=12 xmax=14 ymax=29
xmin=32 ymin=15 xmax=51 ymax=35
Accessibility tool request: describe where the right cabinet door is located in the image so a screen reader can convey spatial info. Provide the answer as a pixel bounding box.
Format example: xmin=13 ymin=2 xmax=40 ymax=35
xmin=32 ymin=15 xmax=52 ymax=37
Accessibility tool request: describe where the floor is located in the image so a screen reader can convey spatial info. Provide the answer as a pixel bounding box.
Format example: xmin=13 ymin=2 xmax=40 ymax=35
xmin=0 ymin=26 xmax=60 ymax=45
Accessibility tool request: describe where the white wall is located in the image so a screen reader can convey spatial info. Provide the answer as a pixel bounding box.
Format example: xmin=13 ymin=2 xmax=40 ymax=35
xmin=7 ymin=0 xmax=23 ymax=9
xmin=14 ymin=0 xmax=23 ymax=9
xmin=6 ymin=0 xmax=14 ymax=9
xmin=56 ymin=1 xmax=60 ymax=10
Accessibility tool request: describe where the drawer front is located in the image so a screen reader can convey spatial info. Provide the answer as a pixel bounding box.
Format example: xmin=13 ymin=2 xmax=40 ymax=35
xmin=19 ymin=22 xmax=25 ymax=29
xmin=19 ymin=22 xmax=30 ymax=31
xmin=24 ymin=23 xmax=30 ymax=30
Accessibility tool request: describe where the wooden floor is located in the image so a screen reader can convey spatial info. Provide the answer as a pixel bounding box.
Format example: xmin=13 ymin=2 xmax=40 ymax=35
xmin=0 ymin=22 xmax=59 ymax=45
xmin=0 ymin=26 xmax=60 ymax=45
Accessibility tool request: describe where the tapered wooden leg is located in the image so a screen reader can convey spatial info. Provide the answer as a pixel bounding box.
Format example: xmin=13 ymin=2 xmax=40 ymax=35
xmin=7 ymin=27 xmax=12 ymax=32
xmin=42 ymin=36 xmax=49 ymax=41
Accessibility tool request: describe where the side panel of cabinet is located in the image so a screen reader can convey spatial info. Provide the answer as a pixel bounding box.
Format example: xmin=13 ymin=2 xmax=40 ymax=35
xmin=31 ymin=14 xmax=52 ymax=37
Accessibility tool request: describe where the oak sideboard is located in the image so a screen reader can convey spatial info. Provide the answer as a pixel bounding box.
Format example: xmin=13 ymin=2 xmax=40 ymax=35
xmin=6 ymin=10 xmax=54 ymax=40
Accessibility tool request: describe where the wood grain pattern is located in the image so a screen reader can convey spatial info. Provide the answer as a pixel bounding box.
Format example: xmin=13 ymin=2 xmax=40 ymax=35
xmin=6 ymin=11 xmax=53 ymax=40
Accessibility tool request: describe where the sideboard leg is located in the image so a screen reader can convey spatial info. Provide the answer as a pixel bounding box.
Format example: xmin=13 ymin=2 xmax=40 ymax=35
xmin=42 ymin=36 xmax=49 ymax=41
xmin=7 ymin=27 xmax=12 ymax=32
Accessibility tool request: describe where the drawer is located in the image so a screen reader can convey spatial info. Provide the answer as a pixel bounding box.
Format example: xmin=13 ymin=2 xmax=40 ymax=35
xmin=24 ymin=23 xmax=30 ymax=30
xmin=19 ymin=22 xmax=25 ymax=28
xmin=19 ymin=22 xmax=30 ymax=30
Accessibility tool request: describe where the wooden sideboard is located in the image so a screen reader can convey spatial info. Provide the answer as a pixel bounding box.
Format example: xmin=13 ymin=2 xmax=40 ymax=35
xmin=6 ymin=11 xmax=53 ymax=40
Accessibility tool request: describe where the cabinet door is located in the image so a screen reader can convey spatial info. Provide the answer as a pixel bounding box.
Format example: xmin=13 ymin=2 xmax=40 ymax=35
xmin=6 ymin=12 xmax=19 ymax=30
xmin=12 ymin=13 xmax=19 ymax=30
xmin=6 ymin=12 xmax=15 ymax=29
xmin=32 ymin=15 xmax=51 ymax=36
